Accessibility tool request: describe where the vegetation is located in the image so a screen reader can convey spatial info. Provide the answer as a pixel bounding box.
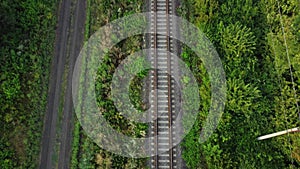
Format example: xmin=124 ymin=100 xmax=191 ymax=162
xmin=0 ymin=0 xmax=57 ymax=168
xmin=70 ymin=0 xmax=148 ymax=168
xmin=2 ymin=0 xmax=299 ymax=168
xmin=178 ymin=0 xmax=300 ymax=168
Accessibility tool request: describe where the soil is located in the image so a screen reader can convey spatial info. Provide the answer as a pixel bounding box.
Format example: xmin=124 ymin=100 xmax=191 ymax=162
xmin=39 ymin=0 xmax=86 ymax=168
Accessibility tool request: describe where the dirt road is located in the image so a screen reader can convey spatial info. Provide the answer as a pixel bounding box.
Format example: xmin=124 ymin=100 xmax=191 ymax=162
xmin=39 ymin=0 xmax=86 ymax=168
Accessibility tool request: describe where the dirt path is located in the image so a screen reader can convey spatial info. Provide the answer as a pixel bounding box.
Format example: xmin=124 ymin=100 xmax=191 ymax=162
xmin=39 ymin=0 xmax=86 ymax=168
xmin=57 ymin=0 xmax=86 ymax=168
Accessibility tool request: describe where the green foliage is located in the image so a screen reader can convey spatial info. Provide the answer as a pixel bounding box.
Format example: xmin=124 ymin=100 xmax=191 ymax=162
xmin=71 ymin=121 xmax=81 ymax=168
xmin=72 ymin=0 xmax=148 ymax=168
xmin=0 ymin=138 xmax=16 ymax=169
xmin=0 ymin=0 xmax=57 ymax=168
xmin=219 ymin=22 xmax=256 ymax=58
xmin=219 ymin=0 xmax=259 ymax=27
xmin=179 ymin=0 xmax=300 ymax=168
xmin=1 ymin=72 xmax=21 ymax=101
xmin=78 ymin=136 xmax=96 ymax=169
xmin=218 ymin=21 xmax=258 ymax=80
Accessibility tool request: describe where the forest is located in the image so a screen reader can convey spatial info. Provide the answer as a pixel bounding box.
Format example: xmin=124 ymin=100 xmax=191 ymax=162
xmin=0 ymin=0 xmax=299 ymax=168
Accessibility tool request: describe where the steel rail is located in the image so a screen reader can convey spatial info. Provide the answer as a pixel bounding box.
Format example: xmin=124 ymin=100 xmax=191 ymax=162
xmin=150 ymin=0 xmax=176 ymax=168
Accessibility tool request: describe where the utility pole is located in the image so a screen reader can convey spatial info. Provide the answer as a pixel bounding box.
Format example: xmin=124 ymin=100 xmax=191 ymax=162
xmin=257 ymin=127 xmax=300 ymax=140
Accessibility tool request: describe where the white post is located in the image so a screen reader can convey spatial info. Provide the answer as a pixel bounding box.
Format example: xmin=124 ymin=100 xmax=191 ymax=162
xmin=257 ymin=127 xmax=300 ymax=140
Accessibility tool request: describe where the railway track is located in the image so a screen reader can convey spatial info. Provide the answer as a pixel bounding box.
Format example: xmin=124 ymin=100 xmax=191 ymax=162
xmin=150 ymin=0 xmax=177 ymax=168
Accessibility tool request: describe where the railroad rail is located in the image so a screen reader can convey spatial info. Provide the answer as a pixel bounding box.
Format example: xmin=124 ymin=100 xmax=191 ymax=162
xmin=149 ymin=0 xmax=177 ymax=168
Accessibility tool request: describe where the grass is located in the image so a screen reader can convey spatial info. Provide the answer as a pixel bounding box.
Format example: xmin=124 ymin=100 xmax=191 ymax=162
xmin=69 ymin=0 xmax=149 ymax=168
